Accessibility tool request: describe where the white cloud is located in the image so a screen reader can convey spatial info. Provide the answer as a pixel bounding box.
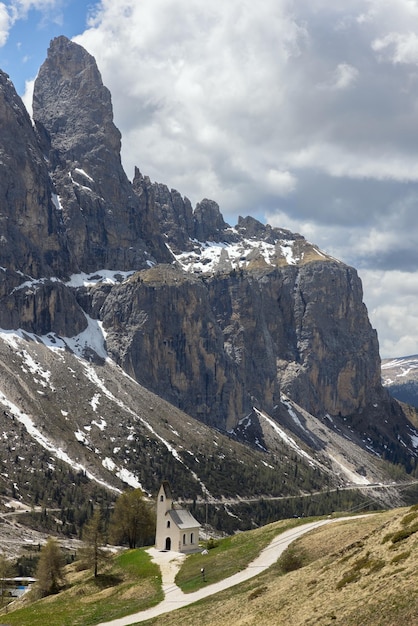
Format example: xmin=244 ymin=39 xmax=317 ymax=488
xmin=0 ymin=3 xmax=11 ymax=46
xmin=360 ymin=270 xmax=418 ymax=358
xmin=372 ymin=32 xmax=418 ymax=64
xmin=266 ymin=169 xmax=297 ymax=195
xmin=0 ymin=0 xmax=63 ymax=46
xmin=22 ymin=76 xmax=35 ymax=117
xmin=11 ymin=0 xmax=59 ymax=15
xmin=286 ymin=144 xmax=418 ymax=183
xmin=75 ymin=0 xmax=307 ymax=206
xmin=318 ymin=62 xmax=359 ymax=91
xmin=333 ymin=62 xmax=359 ymax=89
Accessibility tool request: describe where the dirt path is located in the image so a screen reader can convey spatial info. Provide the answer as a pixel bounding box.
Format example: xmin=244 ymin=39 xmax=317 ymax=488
xmin=96 ymin=518 xmax=341 ymax=626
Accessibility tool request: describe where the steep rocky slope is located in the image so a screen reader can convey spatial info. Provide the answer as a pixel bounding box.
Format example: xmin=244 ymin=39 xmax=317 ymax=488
xmin=0 ymin=35 xmax=416 ymax=514
xmin=0 ymin=328 xmax=407 ymax=510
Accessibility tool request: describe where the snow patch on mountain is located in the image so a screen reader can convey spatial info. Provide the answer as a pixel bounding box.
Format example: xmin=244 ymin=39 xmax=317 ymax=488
xmin=0 ymin=388 xmax=118 ymax=492
xmin=65 ymin=269 xmax=136 ymax=288
xmin=173 ymin=236 xmax=302 ymax=274
xmin=382 ymin=355 xmax=418 ymax=384
xmin=255 ymin=408 xmax=319 ymax=468
xmin=81 ymin=360 xmax=212 ymax=496
xmin=0 ymin=314 xmax=107 ymax=361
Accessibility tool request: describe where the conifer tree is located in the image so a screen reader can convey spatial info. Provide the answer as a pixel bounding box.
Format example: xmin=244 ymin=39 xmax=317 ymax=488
xmin=35 ymin=538 xmax=65 ymax=597
xmin=79 ymin=509 xmax=107 ymax=577
xmin=0 ymin=551 xmax=12 ymax=608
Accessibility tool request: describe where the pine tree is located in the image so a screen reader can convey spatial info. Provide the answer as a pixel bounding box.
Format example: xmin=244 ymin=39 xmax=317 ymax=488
xmin=0 ymin=551 xmax=12 ymax=608
xmin=79 ymin=509 xmax=107 ymax=577
xmin=35 ymin=538 xmax=65 ymax=597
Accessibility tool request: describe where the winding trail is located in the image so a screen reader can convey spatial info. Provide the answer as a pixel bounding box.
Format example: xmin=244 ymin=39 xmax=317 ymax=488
xmin=96 ymin=517 xmax=363 ymax=626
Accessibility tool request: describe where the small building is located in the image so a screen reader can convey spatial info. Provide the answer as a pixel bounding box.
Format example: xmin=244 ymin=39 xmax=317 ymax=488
xmin=155 ymin=481 xmax=201 ymax=553
xmin=1 ymin=577 xmax=36 ymax=597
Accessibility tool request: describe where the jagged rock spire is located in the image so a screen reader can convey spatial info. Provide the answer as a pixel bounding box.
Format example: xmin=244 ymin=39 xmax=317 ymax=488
xmin=33 ymin=36 xmax=171 ymax=272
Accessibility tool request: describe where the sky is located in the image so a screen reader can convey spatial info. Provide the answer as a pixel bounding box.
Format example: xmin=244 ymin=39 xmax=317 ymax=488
xmin=1 ymin=1 xmax=418 ymax=359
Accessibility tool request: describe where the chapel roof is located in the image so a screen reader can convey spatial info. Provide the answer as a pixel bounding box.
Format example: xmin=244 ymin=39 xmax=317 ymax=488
xmin=167 ymin=507 xmax=201 ymax=530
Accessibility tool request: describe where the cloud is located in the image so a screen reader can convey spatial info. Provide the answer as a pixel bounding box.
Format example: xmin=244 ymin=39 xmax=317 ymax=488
xmin=22 ymin=76 xmax=35 ymax=116
xmin=0 ymin=4 xmax=10 ymax=47
xmin=10 ymin=1 xmax=60 ymax=15
xmin=75 ymin=0 xmax=307 ymax=203
xmin=75 ymin=2 xmax=418 ymax=207
xmin=318 ymin=62 xmax=359 ymax=90
xmin=0 ymin=0 xmax=64 ymax=46
xmin=361 ymin=270 xmax=418 ymax=358
xmin=372 ymin=32 xmax=418 ymax=65
xmin=266 ymin=170 xmax=297 ymax=195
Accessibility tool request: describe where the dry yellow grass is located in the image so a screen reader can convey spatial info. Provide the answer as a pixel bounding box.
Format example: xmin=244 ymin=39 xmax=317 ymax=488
xmin=142 ymin=509 xmax=418 ymax=626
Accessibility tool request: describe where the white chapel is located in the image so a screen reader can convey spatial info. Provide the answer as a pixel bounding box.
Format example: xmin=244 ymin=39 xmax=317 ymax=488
xmin=155 ymin=481 xmax=201 ymax=553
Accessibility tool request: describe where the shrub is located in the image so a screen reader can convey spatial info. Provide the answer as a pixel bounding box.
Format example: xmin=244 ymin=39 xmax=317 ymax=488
xmin=391 ymin=550 xmax=410 ymax=565
xmin=279 ymin=545 xmax=305 ymax=573
xmin=336 ymin=570 xmax=361 ymax=589
xmin=400 ymin=511 xmax=418 ymax=526
xmin=390 ymin=527 xmax=418 ymax=544
xmin=336 ymin=552 xmax=385 ymax=589
xmin=206 ymin=537 xmax=219 ymax=550
xmin=248 ymin=585 xmax=268 ymax=600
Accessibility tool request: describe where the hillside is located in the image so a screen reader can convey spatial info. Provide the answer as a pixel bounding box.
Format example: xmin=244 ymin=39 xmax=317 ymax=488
xmin=143 ymin=507 xmax=418 ymax=626
xmin=3 ymin=507 xmax=418 ymax=625
xmin=0 ymin=327 xmax=409 ymax=519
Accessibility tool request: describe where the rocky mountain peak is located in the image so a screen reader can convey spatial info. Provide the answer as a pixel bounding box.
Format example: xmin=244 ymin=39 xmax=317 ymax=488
xmin=194 ymin=198 xmax=229 ymax=241
xmin=33 ymin=35 xmax=121 ymax=162
xmin=33 ymin=36 xmax=171 ymax=273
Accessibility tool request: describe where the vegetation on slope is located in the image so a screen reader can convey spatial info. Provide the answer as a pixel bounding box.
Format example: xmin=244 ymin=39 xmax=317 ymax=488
xmin=1 ymin=548 xmax=162 ymax=626
xmin=5 ymin=506 xmax=418 ymax=625
xmin=175 ymin=518 xmax=307 ymax=593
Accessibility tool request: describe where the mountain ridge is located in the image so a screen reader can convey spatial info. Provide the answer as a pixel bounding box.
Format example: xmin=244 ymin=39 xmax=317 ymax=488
xmin=0 ymin=35 xmax=417 ymax=526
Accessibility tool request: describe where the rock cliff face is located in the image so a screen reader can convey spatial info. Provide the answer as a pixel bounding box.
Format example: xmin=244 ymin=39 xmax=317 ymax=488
xmin=98 ymin=237 xmax=382 ymax=431
xmin=0 ymin=71 xmax=66 ymax=280
xmin=0 ymin=35 xmax=415 ymax=475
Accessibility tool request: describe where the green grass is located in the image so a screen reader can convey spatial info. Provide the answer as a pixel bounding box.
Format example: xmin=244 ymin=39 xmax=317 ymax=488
xmin=1 ymin=548 xmax=163 ymax=626
xmin=175 ymin=517 xmax=314 ymax=593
